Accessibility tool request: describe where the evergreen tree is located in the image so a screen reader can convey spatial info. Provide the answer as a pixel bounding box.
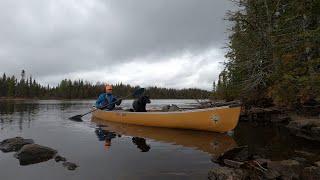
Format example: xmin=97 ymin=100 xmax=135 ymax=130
xmin=1 ymin=73 xmax=7 ymax=97
xmin=215 ymin=0 xmax=320 ymax=107
xmin=7 ymin=75 xmax=16 ymax=97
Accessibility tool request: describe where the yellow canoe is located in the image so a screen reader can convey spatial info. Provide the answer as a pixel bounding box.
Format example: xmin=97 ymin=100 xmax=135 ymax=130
xmin=92 ymin=106 xmax=241 ymax=132
xmin=92 ymin=118 xmax=237 ymax=156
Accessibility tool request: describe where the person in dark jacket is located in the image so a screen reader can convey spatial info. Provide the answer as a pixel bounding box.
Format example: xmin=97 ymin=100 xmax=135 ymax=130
xmin=95 ymin=85 xmax=122 ymax=111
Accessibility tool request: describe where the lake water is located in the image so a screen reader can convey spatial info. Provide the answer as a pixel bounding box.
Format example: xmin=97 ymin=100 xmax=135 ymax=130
xmin=1 ymin=100 xmax=319 ymax=179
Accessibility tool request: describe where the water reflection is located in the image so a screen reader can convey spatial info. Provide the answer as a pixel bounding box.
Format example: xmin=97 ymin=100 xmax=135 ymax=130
xmin=92 ymin=117 xmax=237 ymax=156
xmin=132 ymin=137 xmax=151 ymax=152
xmin=234 ymin=122 xmax=320 ymax=161
xmin=0 ymin=101 xmax=39 ymax=114
xmin=94 ymin=126 xmax=151 ymax=152
xmin=0 ymin=101 xmax=40 ymax=131
xmin=95 ymin=126 xmax=117 ymax=150
xmin=0 ymin=100 xmax=93 ymax=131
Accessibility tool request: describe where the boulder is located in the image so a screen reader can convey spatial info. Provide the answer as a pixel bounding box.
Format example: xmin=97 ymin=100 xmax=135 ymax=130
xmin=271 ymin=115 xmax=291 ymax=124
xmin=208 ymin=167 xmax=247 ymax=180
xmin=0 ymin=137 xmax=34 ymax=152
xmin=266 ymin=159 xmax=301 ymax=179
xmin=241 ymin=159 xmax=301 ymax=179
xmin=13 ymin=144 xmax=57 ymax=165
xmin=240 ymin=107 xmax=283 ymax=122
xmin=218 ymin=146 xmax=249 ymax=162
xmin=223 ymin=159 xmax=244 ymax=168
xmin=286 ymin=118 xmax=320 ymax=141
xmin=299 ymin=105 xmax=320 ymax=117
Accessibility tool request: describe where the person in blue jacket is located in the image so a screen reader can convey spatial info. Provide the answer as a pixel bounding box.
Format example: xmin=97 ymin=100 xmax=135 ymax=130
xmin=95 ymin=85 xmax=122 ymax=111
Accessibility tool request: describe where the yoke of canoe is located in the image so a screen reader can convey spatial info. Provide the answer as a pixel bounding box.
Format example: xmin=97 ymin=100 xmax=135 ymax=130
xmin=92 ymin=106 xmax=241 ymax=132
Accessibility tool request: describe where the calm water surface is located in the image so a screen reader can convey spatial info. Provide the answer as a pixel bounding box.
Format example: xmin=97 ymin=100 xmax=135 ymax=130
xmin=0 ymin=100 xmax=319 ymax=180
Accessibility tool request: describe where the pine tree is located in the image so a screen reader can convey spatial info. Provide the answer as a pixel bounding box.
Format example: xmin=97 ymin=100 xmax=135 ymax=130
xmin=216 ymin=0 xmax=320 ymax=107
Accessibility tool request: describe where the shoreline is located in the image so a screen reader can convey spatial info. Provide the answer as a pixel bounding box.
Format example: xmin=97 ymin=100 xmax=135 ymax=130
xmin=0 ymin=97 xmax=95 ymax=101
xmin=240 ymin=106 xmax=320 ymax=142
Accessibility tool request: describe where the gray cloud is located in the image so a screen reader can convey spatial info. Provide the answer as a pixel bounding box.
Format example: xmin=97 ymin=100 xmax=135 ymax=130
xmin=0 ymin=0 xmax=234 ymax=90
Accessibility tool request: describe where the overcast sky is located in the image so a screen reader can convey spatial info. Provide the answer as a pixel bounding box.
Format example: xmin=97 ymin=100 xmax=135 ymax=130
xmin=0 ymin=0 xmax=235 ymax=91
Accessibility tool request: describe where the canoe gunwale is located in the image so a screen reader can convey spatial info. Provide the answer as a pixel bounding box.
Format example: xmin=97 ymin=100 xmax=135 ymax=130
xmin=93 ymin=105 xmax=236 ymax=114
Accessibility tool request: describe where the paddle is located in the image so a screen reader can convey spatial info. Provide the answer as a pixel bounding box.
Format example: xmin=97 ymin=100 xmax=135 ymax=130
xmin=69 ymin=88 xmax=145 ymax=121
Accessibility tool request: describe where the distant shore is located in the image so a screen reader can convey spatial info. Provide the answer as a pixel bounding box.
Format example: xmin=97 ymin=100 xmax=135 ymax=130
xmin=0 ymin=97 xmax=95 ymax=101
xmin=0 ymin=97 xmax=35 ymax=101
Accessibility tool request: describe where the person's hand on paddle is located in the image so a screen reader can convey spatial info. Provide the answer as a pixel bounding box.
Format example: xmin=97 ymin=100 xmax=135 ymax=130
xmin=98 ymin=104 xmax=109 ymax=110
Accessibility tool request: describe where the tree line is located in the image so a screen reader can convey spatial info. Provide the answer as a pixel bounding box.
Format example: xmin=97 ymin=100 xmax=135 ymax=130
xmin=0 ymin=70 xmax=211 ymax=99
xmin=213 ymin=0 xmax=320 ymax=107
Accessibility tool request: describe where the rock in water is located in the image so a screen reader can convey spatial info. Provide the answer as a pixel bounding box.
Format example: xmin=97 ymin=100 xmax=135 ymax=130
xmin=14 ymin=144 xmax=57 ymax=165
xmin=0 ymin=137 xmax=34 ymax=152
xmin=53 ymin=154 xmax=67 ymax=162
xmin=63 ymin=162 xmax=79 ymax=170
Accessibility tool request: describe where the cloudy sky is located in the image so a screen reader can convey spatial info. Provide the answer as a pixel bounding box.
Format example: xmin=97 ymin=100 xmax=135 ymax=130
xmin=0 ymin=0 xmax=235 ymax=90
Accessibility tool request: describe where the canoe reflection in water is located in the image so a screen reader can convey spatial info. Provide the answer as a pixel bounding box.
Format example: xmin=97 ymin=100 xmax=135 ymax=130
xmin=92 ymin=117 xmax=237 ymax=156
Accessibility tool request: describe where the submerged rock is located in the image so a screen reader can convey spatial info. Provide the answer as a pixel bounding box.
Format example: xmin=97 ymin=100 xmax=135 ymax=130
xmin=53 ymin=154 xmax=67 ymax=162
xmin=0 ymin=137 xmax=34 ymax=152
xmin=13 ymin=144 xmax=57 ymax=165
xmin=217 ymin=146 xmax=249 ymax=162
xmin=63 ymin=161 xmax=78 ymax=170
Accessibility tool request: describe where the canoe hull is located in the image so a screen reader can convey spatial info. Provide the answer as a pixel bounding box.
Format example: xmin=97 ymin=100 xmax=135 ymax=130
xmin=92 ymin=106 xmax=241 ymax=132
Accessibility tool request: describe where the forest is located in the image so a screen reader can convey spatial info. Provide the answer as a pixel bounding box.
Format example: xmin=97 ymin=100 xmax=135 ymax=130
xmin=0 ymin=70 xmax=211 ymax=100
xmin=213 ymin=0 xmax=320 ymax=108
xmin=2 ymin=0 xmax=319 ymax=106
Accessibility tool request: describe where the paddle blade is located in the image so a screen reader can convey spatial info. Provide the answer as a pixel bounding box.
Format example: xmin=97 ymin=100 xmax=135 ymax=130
xmin=69 ymin=115 xmax=83 ymax=121
xmin=133 ymin=88 xmax=145 ymax=97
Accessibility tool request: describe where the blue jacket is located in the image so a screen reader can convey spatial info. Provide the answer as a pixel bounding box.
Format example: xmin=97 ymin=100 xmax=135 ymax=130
xmin=95 ymin=92 xmax=121 ymax=111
